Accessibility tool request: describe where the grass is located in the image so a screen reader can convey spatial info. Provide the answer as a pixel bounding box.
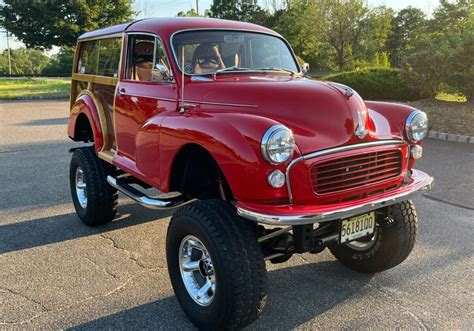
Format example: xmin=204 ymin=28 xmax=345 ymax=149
xmin=435 ymin=92 xmax=467 ymax=103
xmin=0 ymin=78 xmax=70 ymax=100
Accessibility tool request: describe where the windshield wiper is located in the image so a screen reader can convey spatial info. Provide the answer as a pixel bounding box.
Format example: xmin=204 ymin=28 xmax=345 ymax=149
xmin=212 ymin=66 xmax=254 ymax=80
xmin=255 ymin=67 xmax=297 ymax=76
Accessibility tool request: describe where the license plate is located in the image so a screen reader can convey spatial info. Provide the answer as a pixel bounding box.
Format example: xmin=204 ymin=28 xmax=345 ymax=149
xmin=340 ymin=212 xmax=376 ymax=244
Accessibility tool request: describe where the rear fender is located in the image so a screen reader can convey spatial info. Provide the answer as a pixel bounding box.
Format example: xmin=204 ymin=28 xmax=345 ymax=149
xmin=68 ymin=92 xmax=106 ymax=152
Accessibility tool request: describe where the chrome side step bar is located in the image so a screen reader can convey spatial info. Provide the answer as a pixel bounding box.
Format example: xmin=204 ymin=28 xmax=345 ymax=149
xmin=107 ymin=176 xmax=197 ymax=210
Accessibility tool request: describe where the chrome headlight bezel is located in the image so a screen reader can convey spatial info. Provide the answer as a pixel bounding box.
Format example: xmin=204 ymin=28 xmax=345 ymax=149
xmin=405 ymin=110 xmax=428 ymax=142
xmin=261 ymin=125 xmax=295 ymax=164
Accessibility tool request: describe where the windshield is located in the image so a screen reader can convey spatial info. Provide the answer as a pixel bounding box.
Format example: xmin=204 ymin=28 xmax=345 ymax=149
xmin=172 ymin=30 xmax=299 ymax=75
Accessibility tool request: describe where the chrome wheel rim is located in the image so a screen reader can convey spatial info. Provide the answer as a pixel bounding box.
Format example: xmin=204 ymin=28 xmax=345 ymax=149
xmin=346 ymin=228 xmax=378 ymax=251
xmin=179 ymin=235 xmax=216 ymax=306
xmin=75 ymin=167 xmax=87 ymax=209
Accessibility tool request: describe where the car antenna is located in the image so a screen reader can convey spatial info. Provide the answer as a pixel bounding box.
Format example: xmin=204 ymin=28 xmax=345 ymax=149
xmin=179 ymin=46 xmax=185 ymax=113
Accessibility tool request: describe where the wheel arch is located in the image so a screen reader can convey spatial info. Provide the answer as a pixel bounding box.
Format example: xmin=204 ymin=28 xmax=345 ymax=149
xmin=67 ymin=93 xmax=106 ymax=151
xmin=169 ymin=143 xmax=233 ymax=200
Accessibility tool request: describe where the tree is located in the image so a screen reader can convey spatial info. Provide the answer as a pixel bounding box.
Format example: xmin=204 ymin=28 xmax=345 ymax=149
xmin=357 ymin=6 xmax=394 ymax=67
xmin=177 ymin=9 xmax=203 ymax=17
xmin=0 ymin=48 xmax=50 ymax=75
xmin=0 ymin=0 xmax=134 ymax=49
xmin=274 ymin=0 xmax=330 ymax=70
xmin=387 ymin=7 xmax=427 ymax=67
xmin=42 ymin=47 xmax=74 ymax=76
xmin=209 ymin=0 xmax=270 ymax=24
xmin=401 ymin=0 xmax=474 ymax=101
xmin=321 ymin=0 xmax=368 ymax=71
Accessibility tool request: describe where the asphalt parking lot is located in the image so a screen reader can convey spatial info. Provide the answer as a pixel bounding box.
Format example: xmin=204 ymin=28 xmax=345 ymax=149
xmin=1 ymin=100 xmax=473 ymax=329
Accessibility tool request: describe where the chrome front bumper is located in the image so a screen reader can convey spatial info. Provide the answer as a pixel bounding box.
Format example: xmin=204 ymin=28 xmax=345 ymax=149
xmin=237 ymin=169 xmax=433 ymax=226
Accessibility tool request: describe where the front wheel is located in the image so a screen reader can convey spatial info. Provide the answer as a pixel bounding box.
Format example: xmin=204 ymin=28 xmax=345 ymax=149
xmin=329 ymin=200 xmax=418 ymax=273
xmin=166 ymin=200 xmax=267 ymax=330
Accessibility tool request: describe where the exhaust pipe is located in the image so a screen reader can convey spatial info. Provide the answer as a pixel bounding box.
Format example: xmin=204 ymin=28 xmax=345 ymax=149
xmin=107 ymin=176 xmax=197 ymax=210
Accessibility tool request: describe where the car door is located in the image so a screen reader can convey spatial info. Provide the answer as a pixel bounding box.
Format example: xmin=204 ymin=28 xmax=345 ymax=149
xmin=114 ymin=33 xmax=178 ymax=183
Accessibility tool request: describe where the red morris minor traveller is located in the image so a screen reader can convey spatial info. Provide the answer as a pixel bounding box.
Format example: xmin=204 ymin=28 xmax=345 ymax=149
xmin=67 ymin=17 xmax=433 ymax=329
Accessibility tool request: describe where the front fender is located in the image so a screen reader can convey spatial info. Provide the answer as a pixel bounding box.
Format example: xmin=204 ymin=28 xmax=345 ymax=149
xmin=160 ymin=111 xmax=297 ymax=203
xmin=366 ymin=100 xmax=418 ymax=141
xmin=68 ymin=93 xmax=105 ymax=152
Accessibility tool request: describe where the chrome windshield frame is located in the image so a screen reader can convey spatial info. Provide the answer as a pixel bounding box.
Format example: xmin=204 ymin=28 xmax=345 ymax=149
xmin=169 ymin=28 xmax=301 ymax=77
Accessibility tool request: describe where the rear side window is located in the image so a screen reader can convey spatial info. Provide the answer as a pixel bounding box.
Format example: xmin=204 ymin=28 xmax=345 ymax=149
xmin=77 ymin=37 xmax=122 ymax=77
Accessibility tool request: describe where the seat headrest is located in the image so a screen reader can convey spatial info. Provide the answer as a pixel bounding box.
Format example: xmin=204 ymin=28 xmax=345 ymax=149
xmin=193 ymin=43 xmax=219 ymax=59
xmin=134 ymin=41 xmax=154 ymax=57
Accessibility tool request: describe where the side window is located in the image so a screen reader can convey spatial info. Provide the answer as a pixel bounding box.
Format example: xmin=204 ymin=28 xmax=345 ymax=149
xmin=77 ymin=41 xmax=99 ymax=74
xmin=97 ymin=38 xmax=121 ymax=77
xmin=77 ymin=38 xmax=121 ymax=77
xmin=126 ymin=35 xmax=173 ymax=83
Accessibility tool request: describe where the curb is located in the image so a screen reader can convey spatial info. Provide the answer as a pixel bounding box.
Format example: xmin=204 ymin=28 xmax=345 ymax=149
xmin=428 ymin=130 xmax=474 ymax=144
xmin=4 ymin=95 xmax=69 ymax=101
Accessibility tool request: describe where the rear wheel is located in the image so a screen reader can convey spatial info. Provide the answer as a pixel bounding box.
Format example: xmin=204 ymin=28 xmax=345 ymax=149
xmin=69 ymin=147 xmax=118 ymax=226
xmin=166 ymin=200 xmax=267 ymax=330
xmin=329 ymin=200 xmax=418 ymax=273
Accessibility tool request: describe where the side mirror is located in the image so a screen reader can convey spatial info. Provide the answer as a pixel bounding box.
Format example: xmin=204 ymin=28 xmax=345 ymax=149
xmin=152 ymin=63 xmax=173 ymax=82
xmin=301 ymin=63 xmax=310 ymax=76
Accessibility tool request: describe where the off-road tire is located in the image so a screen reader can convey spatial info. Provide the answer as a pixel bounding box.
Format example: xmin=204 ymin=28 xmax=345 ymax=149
xmin=69 ymin=147 xmax=118 ymax=226
xmin=329 ymin=200 xmax=418 ymax=273
xmin=166 ymin=200 xmax=267 ymax=330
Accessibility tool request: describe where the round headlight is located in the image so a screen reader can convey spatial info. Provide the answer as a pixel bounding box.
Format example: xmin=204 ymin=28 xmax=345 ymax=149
xmin=261 ymin=125 xmax=295 ymax=164
xmin=406 ymin=110 xmax=428 ymax=142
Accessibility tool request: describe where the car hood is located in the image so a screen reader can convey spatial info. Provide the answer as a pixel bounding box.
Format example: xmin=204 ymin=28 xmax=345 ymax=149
xmin=186 ymin=75 xmax=371 ymax=155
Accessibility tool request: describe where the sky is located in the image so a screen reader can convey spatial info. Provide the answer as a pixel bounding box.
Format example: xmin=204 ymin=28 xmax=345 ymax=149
xmin=0 ymin=0 xmax=440 ymax=53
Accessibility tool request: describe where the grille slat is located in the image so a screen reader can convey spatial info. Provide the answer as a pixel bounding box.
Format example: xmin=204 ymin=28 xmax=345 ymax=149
xmin=315 ymin=166 xmax=401 ymax=187
xmin=312 ymin=161 xmax=401 ymax=182
xmin=317 ymin=151 xmax=399 ymax=170
xmin=311 ymin=149 xmax=402 ymax=195
xmin=316 ymin=156 xmax=400 ymax=175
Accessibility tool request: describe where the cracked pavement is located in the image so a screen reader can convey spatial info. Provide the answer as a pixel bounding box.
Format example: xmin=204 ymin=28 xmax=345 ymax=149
xmin=0 ymin=100 xmax=473 ymax=329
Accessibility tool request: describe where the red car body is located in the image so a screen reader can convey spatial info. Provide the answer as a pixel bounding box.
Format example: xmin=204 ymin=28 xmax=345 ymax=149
xmin=67 ymin=18 xmax=432 ymax=225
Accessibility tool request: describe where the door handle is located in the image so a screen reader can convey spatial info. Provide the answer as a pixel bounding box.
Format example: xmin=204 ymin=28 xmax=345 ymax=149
xmin=118 ymin=88 xmax=126 ymax=95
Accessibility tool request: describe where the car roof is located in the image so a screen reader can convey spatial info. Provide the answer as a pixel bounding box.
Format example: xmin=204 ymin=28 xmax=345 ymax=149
xmin=77 ymin=17 xmax=279 ymax=41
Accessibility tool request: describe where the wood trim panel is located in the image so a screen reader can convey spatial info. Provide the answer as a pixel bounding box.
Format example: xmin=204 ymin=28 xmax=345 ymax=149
xmin=77 ymin=90 xmax=110 ymax=155
xmin=72 ymin=73 xmax=118 ymax=86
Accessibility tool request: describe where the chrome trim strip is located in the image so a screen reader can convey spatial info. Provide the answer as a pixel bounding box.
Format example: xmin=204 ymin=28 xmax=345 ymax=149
xmin=183 ymin=99 xmax=258 ymax=108
xmin=238 ymin=172 xmax=433 ymax=225
xmin=119 ymin=92 xmax=176 ymax=102
xmin=169 ymin=28 xmax=301 ymax=77
xmin=285 ymin=140 xmax=406 ymax=202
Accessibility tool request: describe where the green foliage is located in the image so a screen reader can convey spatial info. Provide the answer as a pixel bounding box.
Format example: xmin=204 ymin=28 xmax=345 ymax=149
xmin=375 ymin=52 xmax=390 ymax=68
xmin=209 ymin=0 xmax=270 ymax=24
xmin=42 ymin=48 xmax=75 ymax=76
xmin=401 ymin=0 xmax=474 ymax=101
xmin=0 ymin=48 xmax=50 ymax=75
xmin=325 ymin=68 xmax=427 ymax=101
xmin=0 ymin=0 xmax=134 ymax=49
xmin=321 ymin=0 xmax=368 ymax=71
xmin=177 ymin=9 xmax=202 ymax=17
xmin=387 ymin=7 xmax=427 ymax=67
